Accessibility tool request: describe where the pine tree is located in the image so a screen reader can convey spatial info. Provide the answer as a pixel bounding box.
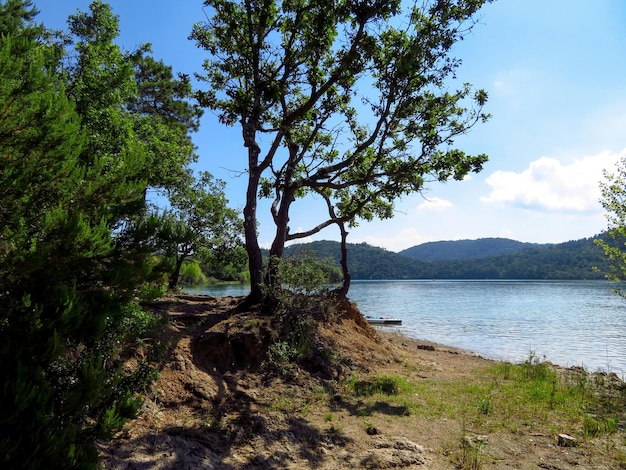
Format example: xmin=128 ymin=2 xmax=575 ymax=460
xmin=0 ymin=2 xmax=163 ymax=467
xmin=128 ymin=52 xmax=203 ymax=195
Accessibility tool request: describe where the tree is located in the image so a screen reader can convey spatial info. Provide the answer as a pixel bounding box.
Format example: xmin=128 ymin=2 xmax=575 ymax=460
xmin=0 ymin=1 xmax=164 ymax=467
xmin=64 ymin=0 xmax=208 ymax=288
xmin=64 ymin=0 xmax=149 ymax=227
xmin=163 ymin=171 xmax=244 ymax=289
xmin=127 ymin=51 xmax=203 ymax=195
xmin=0 ymin=0 xmax=79 ymax=250
xmin=0 ymin=1 xmax=207 ymax=466
xmin=596 ymin=156 xmax=626 ymax=291
xmin=65 ymin=1 xmax=201 ymax=201
xmin=191 ymin=0 xmax=491 ymax=302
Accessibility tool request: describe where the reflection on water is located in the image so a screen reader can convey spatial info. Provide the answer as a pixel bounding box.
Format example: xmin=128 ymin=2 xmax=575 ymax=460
xmin=187 ymin=280 xmax=626 ymax=375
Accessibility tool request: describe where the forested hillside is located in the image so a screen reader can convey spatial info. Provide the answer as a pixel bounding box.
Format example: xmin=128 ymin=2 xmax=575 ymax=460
xmin=399 ymin=237 xmax=539 ymax=260
xmin=283 ymin=236 xmax=608 ymax=280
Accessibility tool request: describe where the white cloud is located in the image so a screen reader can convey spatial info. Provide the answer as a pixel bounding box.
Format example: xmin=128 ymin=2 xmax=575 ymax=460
xmin=481 ymin=149 xmax=626 ymax=212
xmin=258 ymin=240 xmax=272 ymax=250
xmin=417 ymin=197 xmax=453 ymax=211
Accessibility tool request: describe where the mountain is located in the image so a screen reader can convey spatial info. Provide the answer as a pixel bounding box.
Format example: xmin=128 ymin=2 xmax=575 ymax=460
xmin=281 ymin=236 xmax=609 ymax=280
xmin=398 ymin=237 xmax=540 ymax=261
xmin=285 ymin=241 xmax=424 ymax=279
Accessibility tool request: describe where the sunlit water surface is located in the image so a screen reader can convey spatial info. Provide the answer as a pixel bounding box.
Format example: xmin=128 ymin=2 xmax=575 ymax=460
xmin=186 ymin=280 xmax=626 ymax=375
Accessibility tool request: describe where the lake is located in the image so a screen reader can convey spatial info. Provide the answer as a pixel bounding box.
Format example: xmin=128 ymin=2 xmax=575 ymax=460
xmin=185 ymin=280 xmax=626 ymax=376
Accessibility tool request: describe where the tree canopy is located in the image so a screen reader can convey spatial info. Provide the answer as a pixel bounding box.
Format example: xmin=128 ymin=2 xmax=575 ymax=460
xmin=191 ymin=0 xmax=491 ymax=301
xmin=0 ymin=1 xmax=232 ymax=467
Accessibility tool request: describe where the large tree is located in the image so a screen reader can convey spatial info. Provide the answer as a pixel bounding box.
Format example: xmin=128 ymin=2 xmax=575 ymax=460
xmin=127 ymin=51 xmax=204 ymax=195
xmin=191 ymin=0 xmax=491 ymax=302
xmin=66 ymin=0 xmax=202 ymax=202
xmin=64 ymin=0 xmax=148 ymax=228
xmin=0 ymin=1 xmax=162 ymax=467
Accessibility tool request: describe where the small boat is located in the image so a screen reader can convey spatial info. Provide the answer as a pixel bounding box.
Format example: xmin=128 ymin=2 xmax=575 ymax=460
xmin=365 ymin=315 xmax=402 ymax=326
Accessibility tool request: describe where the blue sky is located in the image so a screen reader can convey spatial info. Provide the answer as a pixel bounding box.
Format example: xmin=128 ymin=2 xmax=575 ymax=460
xmin=37 ymin=1 xmax=626 ymax=251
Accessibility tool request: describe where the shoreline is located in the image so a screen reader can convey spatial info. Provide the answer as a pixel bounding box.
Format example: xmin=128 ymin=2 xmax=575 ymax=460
xmin=186 ymin=281 xmax=626 ymax=375
xmin=375 ymin=329 xmax=487 ymax=359
xmin=372 ymin=325 xmax=624 ymax=377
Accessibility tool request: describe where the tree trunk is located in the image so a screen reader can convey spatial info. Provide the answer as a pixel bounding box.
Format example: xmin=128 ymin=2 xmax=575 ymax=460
xmin=332 ymin=220 xmax=351 ymax=299
xmin=242 ymin=121 xmax=264 ymax=303
xmin=266 ymin=185 xmax=295 ymax=289
xmin=244 ymin=170 xmax=264 ymax=301
xmin=266 ymin=140 xmax=299 ymax=291
xmin=169 ymin=254 xmax=185 ymax=290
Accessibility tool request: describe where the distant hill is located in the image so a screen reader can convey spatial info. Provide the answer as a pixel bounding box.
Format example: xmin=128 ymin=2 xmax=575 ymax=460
xmin=281 ymin=236 xmax=609 ymax=280
xmin=399 ymin=237 xmax=539 ymax=261
xmin=285 ymin=241 xmax=424 ymax=279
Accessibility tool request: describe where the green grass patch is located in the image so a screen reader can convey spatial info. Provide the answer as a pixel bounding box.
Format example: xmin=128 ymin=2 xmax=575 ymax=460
xmin=341 ymin=353 xmax=626 ymax=441
xmin=346 ymin=374 xmax=412 ymax=397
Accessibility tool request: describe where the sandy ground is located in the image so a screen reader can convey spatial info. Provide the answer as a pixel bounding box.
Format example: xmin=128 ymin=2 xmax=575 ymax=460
xmin=97 ymin=294 xmax=625 ymax=469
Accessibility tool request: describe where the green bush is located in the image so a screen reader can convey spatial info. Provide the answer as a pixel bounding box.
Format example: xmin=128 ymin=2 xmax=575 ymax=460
xmin=180 ymin=260 xmax=209 ymax=285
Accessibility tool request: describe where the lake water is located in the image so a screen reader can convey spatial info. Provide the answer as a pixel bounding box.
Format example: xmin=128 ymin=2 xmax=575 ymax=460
xmin=185 ymin=280 xmax=626 ymax=376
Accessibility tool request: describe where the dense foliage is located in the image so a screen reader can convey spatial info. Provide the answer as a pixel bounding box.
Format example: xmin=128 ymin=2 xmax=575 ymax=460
xmin=191 ymin=0 xmax=492 ymax=299
xmin=0 ymin=1 xmax=241 ymax=467
xmin=160 ymin=171 xmax=245 ymax=289
xmin=0 ymin=2 xmax=155 ymax=467
xmin=283 ymin=237 xmax=608 ymax=280
xmin=399 ymin=237 xmax=540 ymax=261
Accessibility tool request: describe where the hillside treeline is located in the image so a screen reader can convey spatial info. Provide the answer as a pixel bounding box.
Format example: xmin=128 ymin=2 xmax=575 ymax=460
xmin=398 ymin=237 xmax=539 ymax=260
xmin=283 ymin=236 xmax=609 ymax=280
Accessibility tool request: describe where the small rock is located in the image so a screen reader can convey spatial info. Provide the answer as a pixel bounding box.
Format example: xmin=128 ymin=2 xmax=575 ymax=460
xmin=366 ymin=426 xmax=379 ymax=435
xmin=393 ymin=436 xmax=425 ymax=452
xmin=557 ymin=433 xmax=578 ymax=447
